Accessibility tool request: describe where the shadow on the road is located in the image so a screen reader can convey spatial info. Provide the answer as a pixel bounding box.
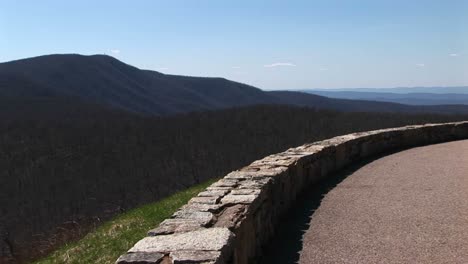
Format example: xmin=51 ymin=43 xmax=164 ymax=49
xmin=257 ymin=150 xmax=403 ymax=264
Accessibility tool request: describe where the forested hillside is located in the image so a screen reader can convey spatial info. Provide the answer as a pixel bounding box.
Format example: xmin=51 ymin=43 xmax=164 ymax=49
xmin=1 ymin=101 xmax=467 ymax=263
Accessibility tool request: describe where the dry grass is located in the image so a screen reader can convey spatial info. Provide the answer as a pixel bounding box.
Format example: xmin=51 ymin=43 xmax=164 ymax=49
xmin=34 ymin=180 xmax=215 ymax=264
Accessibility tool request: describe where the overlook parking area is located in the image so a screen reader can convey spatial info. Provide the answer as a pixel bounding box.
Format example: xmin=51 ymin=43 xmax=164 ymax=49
xmin=299 ymin=140 xmax=468 ymax=264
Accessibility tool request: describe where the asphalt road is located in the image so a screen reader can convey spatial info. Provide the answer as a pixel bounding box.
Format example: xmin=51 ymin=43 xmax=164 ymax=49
xmin=299 ymin=140 xmax=468 ymax=264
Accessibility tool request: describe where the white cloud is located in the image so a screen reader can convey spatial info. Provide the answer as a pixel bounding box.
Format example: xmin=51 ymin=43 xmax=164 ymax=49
xmin=416 ymin=63 xmax=425 ymax=67
xmin=264 ymin=62 xmax=296 ymax=68
xmin=449 ymin=53 xmax=459 ymax=57
xmin=157 ymin=67 xmax=169 ymax=71
xmin=232 ymin=66 xmax=241 ymax=69
xmin=110 ymin=49 xmax=121 ymax=54
xmin=319 ymin=68 xmax=329 ymax=71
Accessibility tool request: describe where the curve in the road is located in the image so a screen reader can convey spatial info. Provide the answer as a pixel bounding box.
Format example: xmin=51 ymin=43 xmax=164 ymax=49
xmin=299 ymin=140 xmax=468 ymax=264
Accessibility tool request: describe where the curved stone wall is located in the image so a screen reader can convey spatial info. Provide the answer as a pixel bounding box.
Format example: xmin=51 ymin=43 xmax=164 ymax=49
xmin=116 ymin=121 xmax=468 ymax=264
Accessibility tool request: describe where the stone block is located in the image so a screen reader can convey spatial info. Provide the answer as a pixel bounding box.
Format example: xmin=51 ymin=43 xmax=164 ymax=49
xmin=229 ymin=189 xmax=261 ymax=195
xmin=189 ymin=196 xmax=220 ymax=205
xmin=197 ymin=190 xmax=229 ymax=197
xmin=210 ymin=179 xmax=238 ymax=188
xmin=206 ymin=186 xmax=232 ymax=191
xmin=170 ymin=250 xmax=222 ymax=264
xmin=172 ymin=210 xmax=214 ymax=224
xmin=214 ymin=204 xmax=248 ymax=229
xmin=180 ymin=203 xmax=223 ymax=213
xmin=237 ymin=178 xmax=272 ymax=189
xmin=148 ymin=219 xmax=204 ymax=236
xmin=116 ymin=252 xmax=164 ymax=263
xmin=130 ymin=228 xmax=234 ymax=253
xmin=220 ymin=194 xmax=258 ymax=205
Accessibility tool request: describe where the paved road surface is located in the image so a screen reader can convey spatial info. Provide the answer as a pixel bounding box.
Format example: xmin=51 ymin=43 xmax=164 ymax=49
xmin=299 ymin=140 xmax=468 ymax=264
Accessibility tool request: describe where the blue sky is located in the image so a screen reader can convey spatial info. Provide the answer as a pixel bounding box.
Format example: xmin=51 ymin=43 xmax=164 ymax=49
xmin=1 ymin=0 xmax=467 ymax=90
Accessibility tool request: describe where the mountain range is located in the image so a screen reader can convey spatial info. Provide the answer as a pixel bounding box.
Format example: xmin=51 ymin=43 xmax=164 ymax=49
xmin=302 ymin=89 xmax=468 ymax=106
xmin=3 ymin=54 xmax=468 ymax=263
xmin=2 ymin=54 xmax=468 ymax=115
xmin=303 ymin=87 xmax=468 ymax=94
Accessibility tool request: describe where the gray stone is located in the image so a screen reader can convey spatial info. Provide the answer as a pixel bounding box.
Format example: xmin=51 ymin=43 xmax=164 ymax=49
xmin=180 ymin=203 xmax=223 ymax=213
xmin=170 ymin=250 xmax=221 ymax=264
xmin=173 ymin=210 xmax=214 ymax=224
xmin=116 ymin=252 xmax=165 ymax=263
xmin=230 ymin=189 xmax=261 ymax=195
xmin=130 ymin=228 xmax=234 ymax=253
xmin=224 ymin=171 xmax=254 ymax=180
xmin=197 ymin=190 xmax=229 ymax=197
xmin=148 ymin=219 xmax=203 ymax=236
xmin=258 ymin=157 xmax=297 ymax=167
xmin=210 ymin=179 xmax=238 ymax=188
xmin=226 ymin=167 xmax=287 ymax=179
xmin=237 ymin=178 xmax=272 ymax=189
xmin=189 ymin=196 xmax=220 ymax=205
xmin=206 ymin=186 xmax=232 ymax=191
xmin=214 ymin=204 xmax=247 ymax=229
xmin=220 ymin=194 xmax=257 ymax=205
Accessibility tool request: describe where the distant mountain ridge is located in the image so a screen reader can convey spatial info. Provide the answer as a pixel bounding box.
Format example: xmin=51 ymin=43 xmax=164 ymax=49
xmin=302 ymin=89 xmax=468 ymax=106
xmin=2 ymin=54 xmax=468 ymax=115
xmin=0 ymin=54 xmax=279 ymax=115
xmin=303 ymin=87 xmax=468 ymax=94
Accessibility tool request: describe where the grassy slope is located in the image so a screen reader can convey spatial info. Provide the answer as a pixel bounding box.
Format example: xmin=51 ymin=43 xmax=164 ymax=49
xmin=34 ymin=179 xmax=216 ymax=264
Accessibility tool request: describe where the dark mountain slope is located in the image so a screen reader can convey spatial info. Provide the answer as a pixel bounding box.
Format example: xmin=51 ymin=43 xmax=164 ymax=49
xmin=2 ymin=54 xmax=468 ymax=115
xmin=0 ymin=54 xmax=280 ymax=115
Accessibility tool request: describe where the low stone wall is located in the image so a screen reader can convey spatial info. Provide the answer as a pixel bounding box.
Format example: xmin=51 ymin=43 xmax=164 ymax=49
xmin=116 ymin=121 xmax=468 ymax=264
